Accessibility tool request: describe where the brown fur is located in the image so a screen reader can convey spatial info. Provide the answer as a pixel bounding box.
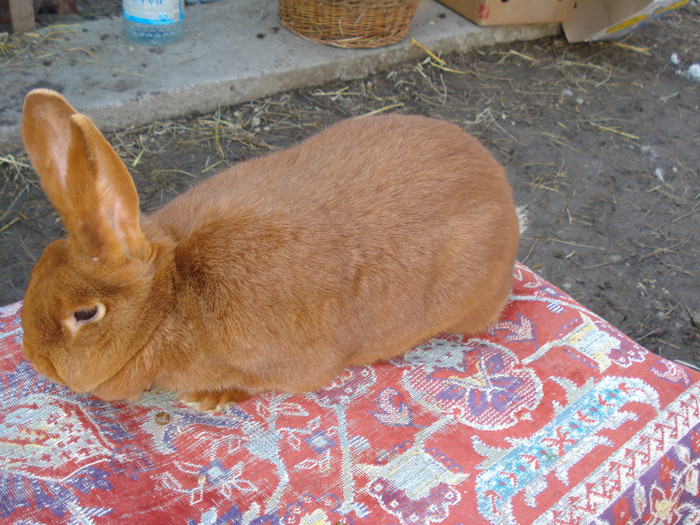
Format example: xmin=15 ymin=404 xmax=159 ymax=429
xmin=21 ymin=89 xmax=520 ymax=411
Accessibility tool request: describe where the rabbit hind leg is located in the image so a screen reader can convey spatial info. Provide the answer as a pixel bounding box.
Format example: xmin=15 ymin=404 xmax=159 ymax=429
xmin=446 ymin=287 xmax=512 ymax=336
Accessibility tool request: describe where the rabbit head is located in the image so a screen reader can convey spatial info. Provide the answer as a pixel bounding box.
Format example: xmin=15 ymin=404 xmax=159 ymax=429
xmin=20 ymin=89 xmax=171 ymax=401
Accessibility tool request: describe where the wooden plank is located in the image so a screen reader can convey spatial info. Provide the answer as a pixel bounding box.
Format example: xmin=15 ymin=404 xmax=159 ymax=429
xmin=9 ymin=0 xmax=36 ymax=32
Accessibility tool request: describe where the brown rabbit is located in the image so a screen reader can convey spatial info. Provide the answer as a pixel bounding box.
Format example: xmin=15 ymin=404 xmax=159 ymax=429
xmin=21 ymin=89 xmax=521 ymax=411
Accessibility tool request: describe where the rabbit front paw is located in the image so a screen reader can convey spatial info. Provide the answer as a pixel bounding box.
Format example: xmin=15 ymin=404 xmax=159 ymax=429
xmin=178 ymin=388 xmax=252 ymax=412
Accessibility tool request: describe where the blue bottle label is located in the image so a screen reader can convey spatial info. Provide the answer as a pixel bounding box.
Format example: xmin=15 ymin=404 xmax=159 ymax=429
xmin=123 ymin=0 xmax=184 ymax=25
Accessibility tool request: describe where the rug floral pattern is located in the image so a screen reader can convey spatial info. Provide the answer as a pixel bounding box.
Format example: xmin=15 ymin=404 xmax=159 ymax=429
xmin=1 ymin=263 xmax=698 ymax=524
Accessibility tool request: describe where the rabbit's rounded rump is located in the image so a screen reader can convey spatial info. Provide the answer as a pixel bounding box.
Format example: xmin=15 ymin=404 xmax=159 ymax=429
xmin=21 ymin=89 xmax=520 ymax=411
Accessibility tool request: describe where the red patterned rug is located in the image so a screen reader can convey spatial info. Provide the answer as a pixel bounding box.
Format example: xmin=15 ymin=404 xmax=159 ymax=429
xmin=1 ymin=263 xmax=699 ymax=524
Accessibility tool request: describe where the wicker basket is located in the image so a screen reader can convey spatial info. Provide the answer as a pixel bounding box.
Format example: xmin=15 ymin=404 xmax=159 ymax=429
xmin=279 ymin=0 xmax=420 ymax=49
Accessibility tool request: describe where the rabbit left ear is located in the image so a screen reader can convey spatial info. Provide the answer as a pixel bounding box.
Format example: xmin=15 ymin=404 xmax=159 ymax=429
xmin=23 ymin=89 xmax=148 ymax=262
xmin=22 ymin=89 xmax=78 ymax=223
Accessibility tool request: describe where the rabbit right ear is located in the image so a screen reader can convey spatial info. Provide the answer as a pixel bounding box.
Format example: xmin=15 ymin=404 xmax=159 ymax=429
xmin=22 ymin=89 xmax=148 ymax=262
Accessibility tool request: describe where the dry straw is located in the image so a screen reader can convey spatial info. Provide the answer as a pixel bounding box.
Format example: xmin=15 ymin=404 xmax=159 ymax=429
xmin=278 ymin=0 xmax=420 ymax=48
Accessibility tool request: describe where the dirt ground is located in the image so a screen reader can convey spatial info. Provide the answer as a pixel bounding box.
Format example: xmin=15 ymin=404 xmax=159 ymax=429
xmin=1 ymin=4 xmax=698 ymax=367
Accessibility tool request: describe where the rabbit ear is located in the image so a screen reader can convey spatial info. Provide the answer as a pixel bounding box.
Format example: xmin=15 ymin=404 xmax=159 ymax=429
xmin=22 ymin=89 xmax=78 ymax=223
xmin=65 ymin=115 xmax=149 ymax=261
xmin=22 ymin=89 xmax=148 ymax=262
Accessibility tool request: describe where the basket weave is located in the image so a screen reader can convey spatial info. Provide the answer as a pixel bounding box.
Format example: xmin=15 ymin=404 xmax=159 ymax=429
xmin=279 ymin=0 xmax=420 ymax=49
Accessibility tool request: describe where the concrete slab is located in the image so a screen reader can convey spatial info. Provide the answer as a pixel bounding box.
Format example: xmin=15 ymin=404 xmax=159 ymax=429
xmin=0 ymin=0 xmax=560 ymax=149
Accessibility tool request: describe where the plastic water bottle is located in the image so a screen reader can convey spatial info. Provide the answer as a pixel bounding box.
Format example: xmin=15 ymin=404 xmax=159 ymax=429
xmin=123 ymin=0 xmax=185 ymax=46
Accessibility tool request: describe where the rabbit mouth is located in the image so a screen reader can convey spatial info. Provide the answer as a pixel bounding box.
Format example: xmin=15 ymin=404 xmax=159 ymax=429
xmin=40 ymin=354 xmax=116 ymax=395
xmin=33 ymin=355 xmax=66 ymax=386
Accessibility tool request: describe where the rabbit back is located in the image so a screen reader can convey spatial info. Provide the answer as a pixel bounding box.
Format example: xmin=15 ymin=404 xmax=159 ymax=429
xmin=154 ymin=115 xmax=519 ymax=393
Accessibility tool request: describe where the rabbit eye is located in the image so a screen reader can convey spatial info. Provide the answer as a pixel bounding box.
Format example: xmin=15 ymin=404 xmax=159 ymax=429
xmin=72 ymin=302 xmax=106 ymax=326
xmin=74 ymin=307 xmax=98 ymax=322
xmin=64 ymin=302 xmax=106 ymax=333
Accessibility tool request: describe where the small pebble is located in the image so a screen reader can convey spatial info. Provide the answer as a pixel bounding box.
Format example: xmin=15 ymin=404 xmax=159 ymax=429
xmin=686 ymin=63 xmax=700 ymax=81
xmin=155 ymin=412 xmax=171 ymax=425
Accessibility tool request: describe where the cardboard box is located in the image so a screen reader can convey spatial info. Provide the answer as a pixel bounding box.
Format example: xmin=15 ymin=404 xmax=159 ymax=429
xmin=563 ymin=0 xmax=689 ymax=42
xmin=437 ymin=0 xmax=576 ymax=26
